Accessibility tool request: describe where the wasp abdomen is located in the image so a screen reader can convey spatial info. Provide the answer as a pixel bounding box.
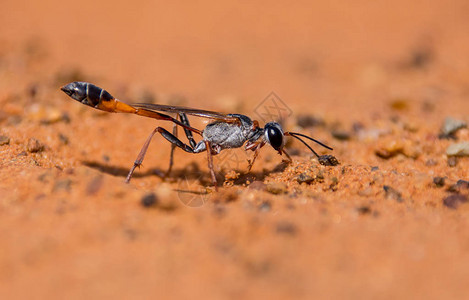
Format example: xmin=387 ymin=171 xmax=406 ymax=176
xmin=61 ymin=82 xmax=114 ymax=108
xmin=86 ymin=83 xmax=113 ymax=106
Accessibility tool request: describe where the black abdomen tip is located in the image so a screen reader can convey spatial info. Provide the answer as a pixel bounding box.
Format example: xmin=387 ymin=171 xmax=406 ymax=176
xmin=86 ymin=83 xmax=114 ymax=106
xmin=61 ymin=81 xmax=114 ymax=107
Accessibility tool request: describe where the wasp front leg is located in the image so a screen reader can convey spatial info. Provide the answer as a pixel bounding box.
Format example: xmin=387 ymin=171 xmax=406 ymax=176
xmin=245 ymin=140 xmax=266 ymax=172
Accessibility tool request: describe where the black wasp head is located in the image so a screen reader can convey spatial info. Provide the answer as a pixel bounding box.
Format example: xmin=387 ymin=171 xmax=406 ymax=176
xmin=264 ymin=122 xmax=285 ymax=151
xmin=61 ymin=82 xmax=87 ymax=102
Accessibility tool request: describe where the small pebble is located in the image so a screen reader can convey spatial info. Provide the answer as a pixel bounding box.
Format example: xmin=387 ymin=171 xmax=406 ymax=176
xmin=53 ymin=179 xmax=72 ymax=192
xmin=288 ymin=148 xmax=301 ymax=156
xmin=376 ymin=140 xmax=420 ymax=159
xmin=329 ymin=177 xmax=339 ymax=191
xmin=123 ymin=228 xmax=138 ymax=241
xmin=7 ymin=115 xmax=22 ymax=125
xmin=446 ymin=180 xmax=469 ymax=193
xmin=375 ymin=142 xmax=403 ymax=159
xmin=371 ymin=166 xmax=379 ymax=171
xmin=356 ymin=206 xmax=372 ymax=215
xmin=447 ymin=156 xmax=458 ymax=167
xmin=26 ymin=138 xmax=45 ymax=153
xmin=443 ymin=194 xmax=468 ymax=209
xmin=383 ymin=185 xmax=404 ymax=202
xmin=446 ymin=142 xmax=469 ymax=157
xmin=37 ymin=172 xmax=51 ymax=183
xmin=315 ymin=170 xmax=325 ymax=181
xmin=27 ymin=104 xmax=66 ymax=124
xmin=421 ymin=101 xmax=435 ymax=113
xmin=318 ymin=155 xmax=339 ymax=166
xmin=456 ymin=180 xmax=469 ymax=189
xmin=439 ymin=117 xmax=466 ymax=139
xmin=357 ymin=128 xmax=390 ymax=141
xmin=408 ymin=48 xmax=433 ymax=69
xmin=403 ymin=122 xmax=419 ymax=132
xmin=212 ymin=204 xmax=227 ymax=218
xmin=275 ymin=221 xmax=298 ymax=235
xmin=58 ymin=133 xmax=69 ymax=145
xmin=86 ymin=175 xmax=103 ymax=195
xmin=352 ymin=122 xmax=365 ymax=133
xmin=223 ymin=191 xmax=238 ymax=203
xmin=331 ymin=130 xmax=351 ymax=141
xmin=224 ymin=170 xmax=240 ymax=181
xmin=266 ymin=182 xmax=288 ymax=195
xmin=0 ymin=135 xmax=10 ymax=146
xmin=297 ymin=173 xmax=315 ymax=184
xmin=249 ymin=181 xmax=266 ymax=190
xmin=389 ymin=98 xmax=409 ymax=111
xmin=28 ymin=84 xmax=39 ymax=98
xmin=55 ymin=68 xmax=86 ymax=84
xmin=433 ymin=177 xmax=445 ymax=188
xmin=141 ymin=193 xmax=158 ymax=208
xmin=358 ymin=187 xmax=373 ymax=197
xmin=259 ymin=201 xmax=272 ymax=212
xmin=296 ymin=115 xmax=325 ymax=128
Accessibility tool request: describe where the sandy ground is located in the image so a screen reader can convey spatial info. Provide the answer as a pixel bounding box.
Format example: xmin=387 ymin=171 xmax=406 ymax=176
xmin=1 ymin=0 xmax=469 ymax=299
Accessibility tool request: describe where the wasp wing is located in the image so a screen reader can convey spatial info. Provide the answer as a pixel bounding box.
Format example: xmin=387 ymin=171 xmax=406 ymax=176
xmin=132 ymin=103 xmax=239 ymax=122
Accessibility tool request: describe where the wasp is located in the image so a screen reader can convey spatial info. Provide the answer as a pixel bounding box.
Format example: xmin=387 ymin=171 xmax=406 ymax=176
xmin=61 ymin=81 xmax=335 ymax=188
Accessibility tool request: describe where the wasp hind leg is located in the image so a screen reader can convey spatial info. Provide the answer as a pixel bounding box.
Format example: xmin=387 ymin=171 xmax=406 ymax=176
xmin=166 ymin=113 xmax=199 ymax=177
xmin=125 ymin=127 xmax=195 ymax=183
xmin=166 ymin=123 xmax=178 ymax=178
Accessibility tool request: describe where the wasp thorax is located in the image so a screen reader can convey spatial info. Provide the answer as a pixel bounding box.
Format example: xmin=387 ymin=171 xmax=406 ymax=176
xmin=264 ymin=122 xmax=285 ymax=151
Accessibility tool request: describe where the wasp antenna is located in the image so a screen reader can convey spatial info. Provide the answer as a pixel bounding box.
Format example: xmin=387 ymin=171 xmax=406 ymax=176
xmin=288 ymin=134 xmax=320 ymax=158
xmin=287 ymin=132 xmax=333 ymax=151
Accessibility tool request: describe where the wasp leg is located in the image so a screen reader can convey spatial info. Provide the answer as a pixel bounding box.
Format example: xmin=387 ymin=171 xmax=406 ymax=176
xmin=166 ymin=113 xmax=200 ymax=177
xmin=125 ymin=127 xmax=194 ymax=183
xmin=166 ymin=123 xmax=178 ymax=178
xmin=245 ymin=141 xmax=266 ymax=172
xmin=179 ymin=113 xmax=197 ymax=148
xmin=204 ymin=140 xmax=218 ymax=190
xmin=282 ymin=149 xmax=292 ymax=163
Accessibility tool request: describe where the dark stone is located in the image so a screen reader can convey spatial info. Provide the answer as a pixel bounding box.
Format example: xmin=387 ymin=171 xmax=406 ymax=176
xmin=331 ymin=130 xmax=351 ymax=141
xmin=443 ymin=194 xmax=468 ymax=209
xmin=447 ymin=156 xmax=458 ymax=167
xmin=297 ymin=173 xmax=315 ymax=184
xmin=0 ymin=135 xmax=10 ymax=146
xmin=356 ymin=206 xmax=372 ymax=215
xmin=383 ymin=185 xmax=404 ymax=202
xmin=433 ymin=177 xmax=446 ymax=188
xmin=318 ymin=155 xmax=339 ymax=166
xmin=275 ymin=221 xmax=298 ymax=235
xmin=26 ymin=138 xmax=45 ymax=153
xmin=296 ymin=115 xmax=325 ymax=128
xmin=141 ymin=193 xmax=158 ymax=208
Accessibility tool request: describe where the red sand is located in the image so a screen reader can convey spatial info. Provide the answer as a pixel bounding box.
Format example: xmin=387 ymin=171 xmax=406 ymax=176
xmin=1 ymin=1 xmax=469 ymax=298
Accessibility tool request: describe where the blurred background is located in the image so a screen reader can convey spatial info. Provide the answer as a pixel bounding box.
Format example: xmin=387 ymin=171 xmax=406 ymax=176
xmin=2 ymin=0 xmax=469 ymax=118
xmin=2 ymin=0 xmax=469 ymax=299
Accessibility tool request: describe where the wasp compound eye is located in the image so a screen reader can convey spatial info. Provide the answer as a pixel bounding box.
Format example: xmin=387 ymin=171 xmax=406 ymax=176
xmin=265 ymin=122 xmax=285 ymax=151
